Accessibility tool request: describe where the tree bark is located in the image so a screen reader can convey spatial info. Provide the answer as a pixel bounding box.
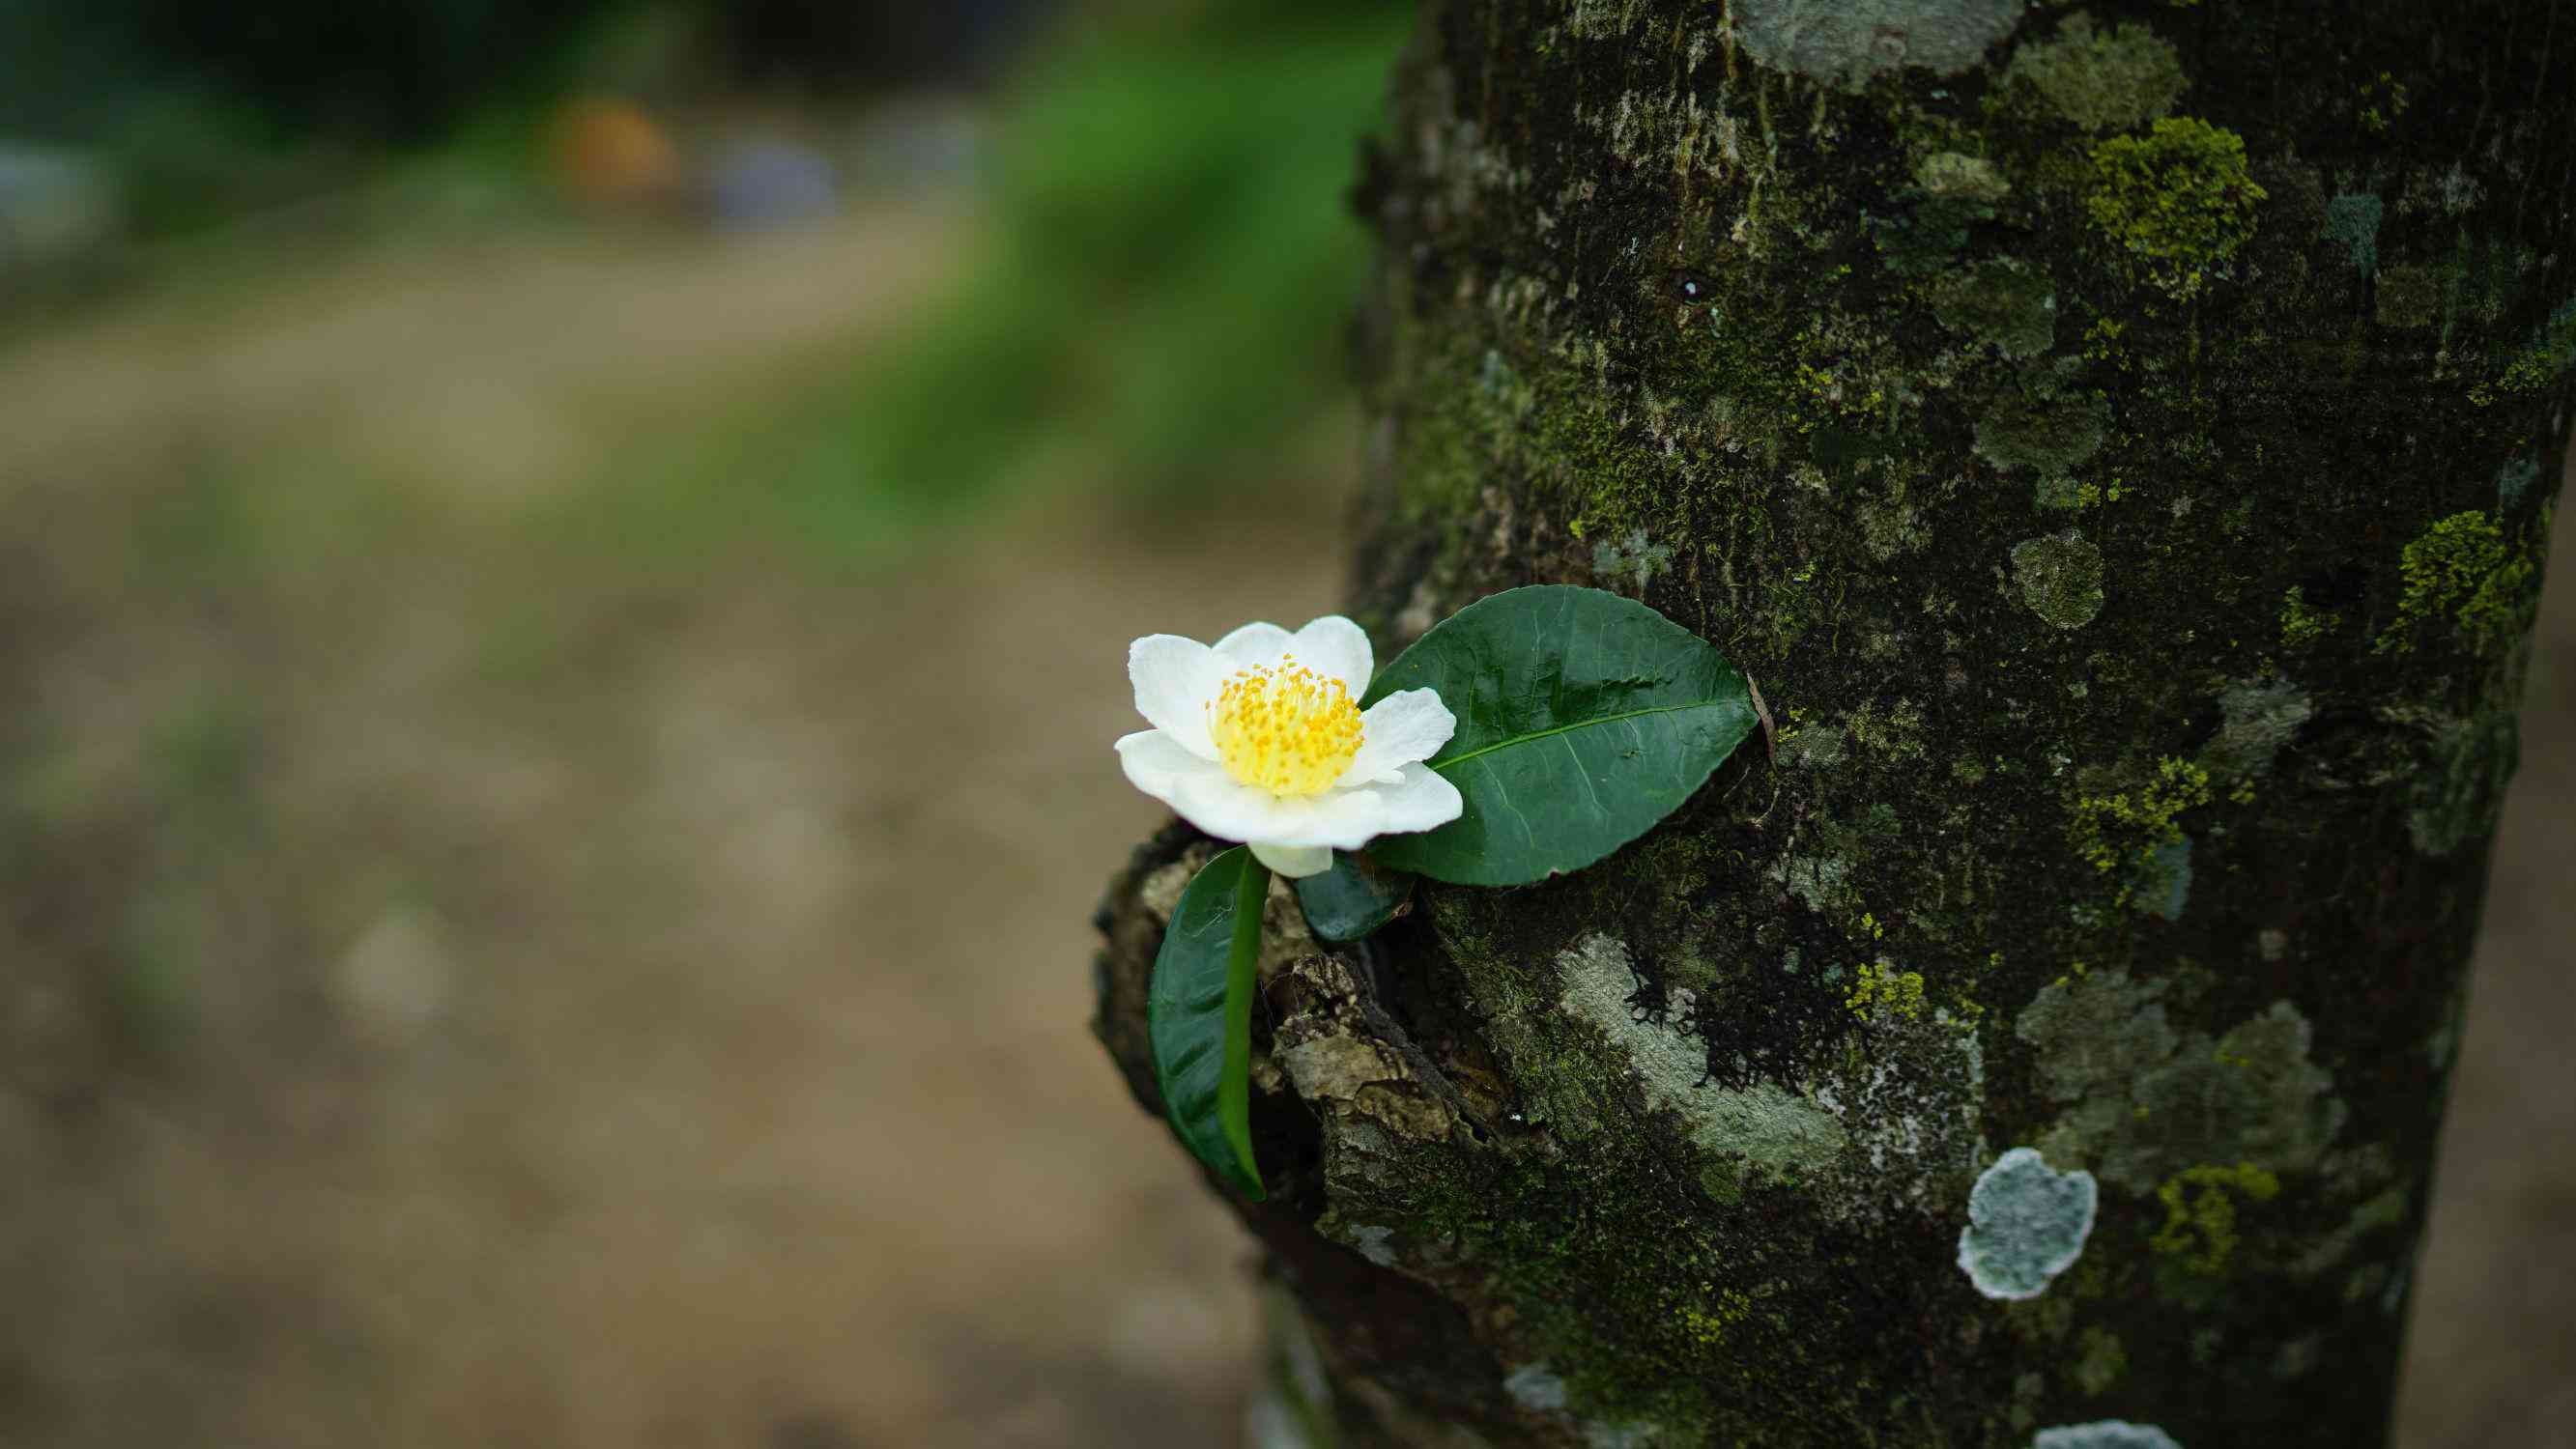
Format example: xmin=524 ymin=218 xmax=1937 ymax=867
xmin=1094 ymin=3 xmax=2575 ymax=1444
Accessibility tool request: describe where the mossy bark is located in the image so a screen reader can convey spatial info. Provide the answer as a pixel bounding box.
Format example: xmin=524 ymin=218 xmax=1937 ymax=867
xmin=1093 ymin=3 xmax=2575 ymax=1444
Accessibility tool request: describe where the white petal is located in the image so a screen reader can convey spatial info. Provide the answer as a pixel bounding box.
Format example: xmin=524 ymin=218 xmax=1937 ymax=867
xmin=1129 ymin=635 xmax=1227 ymax=760
xmin=1286 ymin=616 xmax=1372 ymax=695
xmin=1338 ymin=688 xmax=1457 ymax=786
xmin=1212 ymin=621 xmax=1293 ymax=670
xmin=1117 ymin=729 xmax=1219 ymax=801
xmin=1160 ymin=753 xmax=1336 ymax=845
xmin=1350 ymin=763 xmax=1465 ymax=838
xmin=1228 ymin=764 xmax=1464 ymax=851
xmin=1249 ymin=842 xmax=1332 ymax=878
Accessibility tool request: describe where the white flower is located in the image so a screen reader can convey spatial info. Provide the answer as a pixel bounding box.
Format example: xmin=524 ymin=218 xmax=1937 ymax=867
xmin=1116 ymin=615 xmax=1462 ymax=879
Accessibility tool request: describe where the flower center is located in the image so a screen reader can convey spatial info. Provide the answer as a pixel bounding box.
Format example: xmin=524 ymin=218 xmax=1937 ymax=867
xmin=1208 ymin=657 xmax=1363 ymax=797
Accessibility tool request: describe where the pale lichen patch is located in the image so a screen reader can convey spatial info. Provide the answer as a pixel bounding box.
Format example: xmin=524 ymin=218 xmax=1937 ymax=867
xmin=2034 ymin=1424 xmax=2183 ymax=1449
xmin=2203 ymin=679 xmax=2313 ymax=779
xmin=1957 ymin=1147 xmax=2099 ymax=1300
xmin=1731 ymin=0 xmax=2022 ymax=87
xmin=2017 ymin=974 xmax=2344 ymax=1193
xmin=2321 ymin=192 xmax=2384 ymax=275
xmin=1556 ymin=934 xmax=1846 ymax=1194
xmin=1503 ymin=1361 xmax=1569 ymax=1413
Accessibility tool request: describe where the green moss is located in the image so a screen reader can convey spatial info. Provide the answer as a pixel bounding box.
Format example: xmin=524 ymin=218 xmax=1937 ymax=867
xmin=1845 ymin=960 xmax=1927 ymax=1022
xmin=1977 ymin=386 xmax=2109 ymax=478
xmin=1915 ymin=151 xmax=2013 ymax=204
xmin=2084 ymin=118 xmax=2267 ymax=298
xmin=2013 ymin=532 xmax=2109 ymax=630
xmin=2149 ymin=1162 xmax=2281 ymax=1276
xmin=2072 ymin=1325 xmax=2130 ymax=1395
xmin=2003 ymin=13 xmax=2189 ymax=133
xmin=2375 ymin=509 xmax=2539 ymax=655
xmin=2278 ymin=586 xmax=2337 ymax=647
xmin=2375 ymin=263 xmax=2445 ymax=327
xmin=1930 ymin=258 xmax=2059 ymax=358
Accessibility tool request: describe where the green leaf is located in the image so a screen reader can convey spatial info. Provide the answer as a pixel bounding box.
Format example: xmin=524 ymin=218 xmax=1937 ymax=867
xmin=1361 ymin=585 xmax=1758 ymax=886
xmin=1293 ymin=851 xmax=1415 ymax=942
xmin=1147 ymin=846 xmax=1270 ymax=1199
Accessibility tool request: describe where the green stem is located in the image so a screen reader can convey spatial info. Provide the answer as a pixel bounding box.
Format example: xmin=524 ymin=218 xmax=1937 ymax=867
xmin=1221 ymin=854 xmax=1271 ymax=1196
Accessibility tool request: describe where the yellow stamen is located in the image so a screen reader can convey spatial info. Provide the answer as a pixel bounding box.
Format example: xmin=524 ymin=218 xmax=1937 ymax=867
xmin=1208 ymin=655 xmax=1363 ymax=797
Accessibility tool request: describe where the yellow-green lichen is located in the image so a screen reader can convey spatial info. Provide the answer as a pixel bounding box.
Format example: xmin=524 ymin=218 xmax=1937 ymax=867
xmin=1845 ymin=960 xmax=1927 ymax=1022
xmin=1674 ymin=1288 xmax=1756 ymax=1348
xmin=2375 ymin=509 xmax=2539 ymax=655
xmin=2492 ymin=296 xmax=2576 ymax=395
xmin=2278 ymin=586 xmax=2338 ymax=647
xmin=2068 ymin=756 xmax=2210 ymax=880
xmin=2085 ymin=118 xmax=2267 ymax=299
xmin=2002 ymin=13 xmax=2188 ymax=133
xmin=2149 ymin=1161 xmax=2281 ymax=1275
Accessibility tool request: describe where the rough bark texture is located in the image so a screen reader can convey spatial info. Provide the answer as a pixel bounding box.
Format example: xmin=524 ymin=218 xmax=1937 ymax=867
xmin=1094 ymin=3 xmax=2576 ymax=1444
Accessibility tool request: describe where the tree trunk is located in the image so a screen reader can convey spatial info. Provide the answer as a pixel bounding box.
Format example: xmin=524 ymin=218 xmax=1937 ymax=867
xmin=1093 ymin=3 xmax=2574 ymax=1443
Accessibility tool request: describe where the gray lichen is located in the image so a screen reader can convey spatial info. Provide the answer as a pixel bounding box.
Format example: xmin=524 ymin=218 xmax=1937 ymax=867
xmin=1504 ymin=1362 xmax=1570 ymax=1413
xmin=2127 ymin=836 xmax=2192 ymax=921
xmin=1732 ymin=0 xmax=2023 ymax=88
xmin=1916 ymin=151 xmax=2013 ymax=205
xmin=2321 ymin=192 xmax=2385 ymax=275
xmin=1957 ymin=1147 xmax=2100 ymax=1300
xmin=2033 ymin=1424 xmax=2184 ymax=1449
xmin=2409 ymin=712 xmax=2519 ymax=856
xmin=2496 ymin=454 xmax=2541 ymax=507
xmin=2003 ymin=13 xmax=2188 ymax=132
xmin=2204 ymin=679 xmax=2314 ymax=779
xmin=2012 ymin=533 xmax=2108 ymax=630
xmin=1931 ymin=258 xmax=2058 ymax=359
xmin=2018 ymin=974 xmax=2345 ymax=1194
xmin=1556 ymin=934 xmax=1847 ymax=1195
xmin=1592 ymin=529 xmax=1674 ymax=594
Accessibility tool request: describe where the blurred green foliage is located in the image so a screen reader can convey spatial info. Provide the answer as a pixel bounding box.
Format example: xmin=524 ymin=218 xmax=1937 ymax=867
xmin=744 ymin=12 xmax=1409 ymax=546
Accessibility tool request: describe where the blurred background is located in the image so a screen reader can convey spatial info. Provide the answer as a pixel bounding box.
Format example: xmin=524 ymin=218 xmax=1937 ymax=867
xmin=0 ymin=1 xmax=2566 ymax=1444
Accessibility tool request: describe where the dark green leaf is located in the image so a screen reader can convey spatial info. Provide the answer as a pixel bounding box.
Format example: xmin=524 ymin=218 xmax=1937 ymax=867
xmin=1362 ymin=585 xmax=1757 ymax=886
xmin=1147 ymin=846 xmax=1269 ymax=1199
xmin=1293 ymin=851 xmax=1415 ymax=942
